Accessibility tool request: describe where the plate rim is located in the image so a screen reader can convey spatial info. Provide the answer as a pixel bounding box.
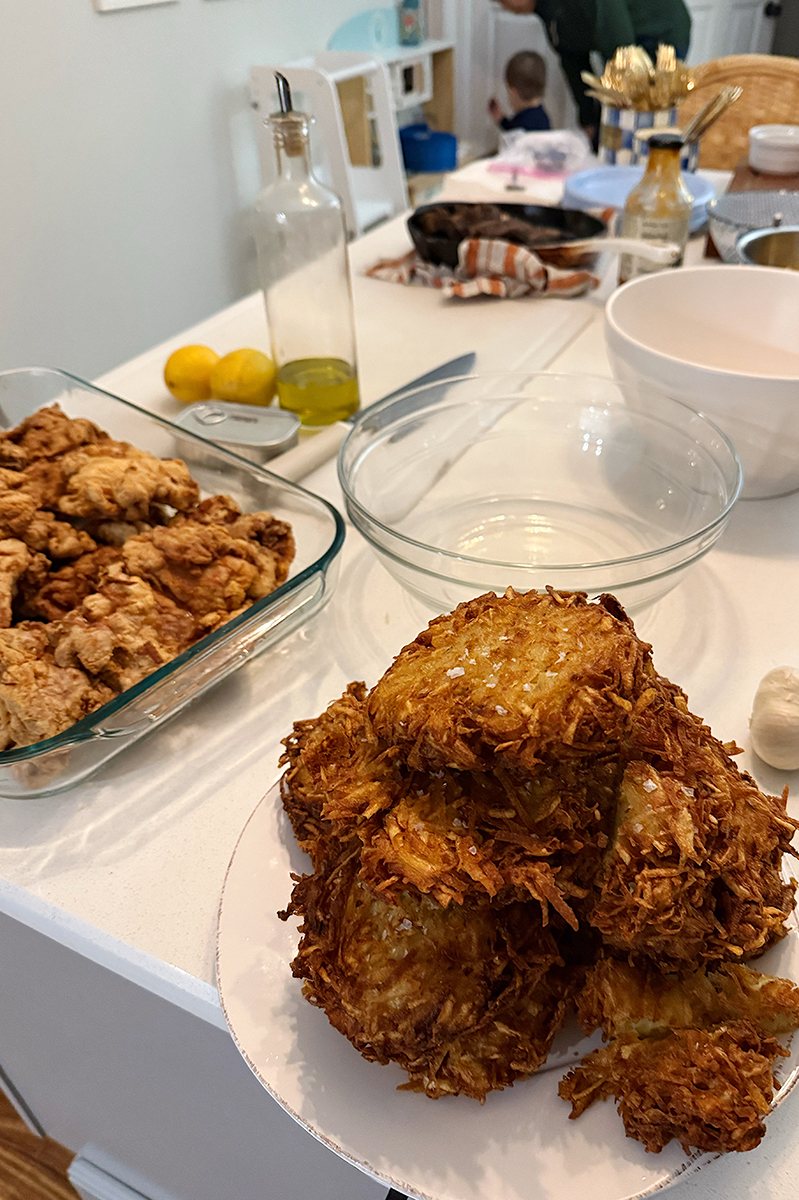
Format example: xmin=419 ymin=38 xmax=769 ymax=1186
xmin=216 ymin=781 xmax=799 ymax=1200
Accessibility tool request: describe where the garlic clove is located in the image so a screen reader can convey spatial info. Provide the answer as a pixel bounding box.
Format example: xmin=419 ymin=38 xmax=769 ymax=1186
xmin=750 ymin=665 xmax=799 ymax=771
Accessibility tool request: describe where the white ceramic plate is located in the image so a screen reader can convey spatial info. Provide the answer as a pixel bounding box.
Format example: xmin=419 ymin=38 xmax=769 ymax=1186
xmin=217 ymin=783 xmax=799 ymax=1200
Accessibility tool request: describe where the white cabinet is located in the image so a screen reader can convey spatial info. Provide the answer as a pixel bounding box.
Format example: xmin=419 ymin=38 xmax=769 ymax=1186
xmin=685 ymin=0 xmax=778 ymax=62
xmin=0 ymin=910 xmax=384 ymax=1200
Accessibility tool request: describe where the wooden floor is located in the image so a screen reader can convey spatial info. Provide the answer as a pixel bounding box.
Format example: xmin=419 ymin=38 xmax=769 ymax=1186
xmin=0 ymin=1090 xmax=79 ymax=1200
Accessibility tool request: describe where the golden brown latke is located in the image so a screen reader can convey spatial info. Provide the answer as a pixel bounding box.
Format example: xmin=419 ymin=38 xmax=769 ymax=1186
xmin=367 ymin=589 xmax=656 ymax=773
xmin=282 ymin=840 xmax=568 ymax=1101
xmin=280 ymin=681 xmax=394 ymax=872
xmin=281 ymin=681 xmax=622 ymax=922
xmin=589 ymin=685 xmax=798 ymax=965
xmin=279 ymin=587 xmax=799 ymax=1154
xmin=559 ymin=1021 xmax=787 ymax=1154
xmin=576 ymin=957 xmax=799 ymax=1040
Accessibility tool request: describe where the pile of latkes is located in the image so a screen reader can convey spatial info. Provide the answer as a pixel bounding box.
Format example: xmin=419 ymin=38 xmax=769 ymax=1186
xmin=0 ymin=404 xmax=294 ymax=748
xmin=280 ymin=588 xmax=799 ymax=1157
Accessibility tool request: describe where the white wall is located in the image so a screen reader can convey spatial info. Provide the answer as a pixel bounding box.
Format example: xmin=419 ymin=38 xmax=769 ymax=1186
xmin=0 ymin=0 xmax=372 ymax=378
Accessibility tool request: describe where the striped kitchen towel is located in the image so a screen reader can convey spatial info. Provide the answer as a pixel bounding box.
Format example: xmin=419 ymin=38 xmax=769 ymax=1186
xmin=366 ymin=237 xmax=599 ymax=299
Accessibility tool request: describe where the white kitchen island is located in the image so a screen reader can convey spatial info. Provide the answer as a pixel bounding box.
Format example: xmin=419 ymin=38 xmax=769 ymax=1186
xmin=1 ymin=201 xmax=798 ymax=1200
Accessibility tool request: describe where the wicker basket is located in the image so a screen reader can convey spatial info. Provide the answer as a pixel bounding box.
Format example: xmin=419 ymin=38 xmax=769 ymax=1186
xmin=678 ymin=54 xmax=799 ymax=171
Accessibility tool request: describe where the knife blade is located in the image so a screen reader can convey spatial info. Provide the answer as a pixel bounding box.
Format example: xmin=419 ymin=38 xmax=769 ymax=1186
xmin=370 ymin=352 xmax=476 ymax=407
xmin=269 ymin=353 xmax=477 ymax=483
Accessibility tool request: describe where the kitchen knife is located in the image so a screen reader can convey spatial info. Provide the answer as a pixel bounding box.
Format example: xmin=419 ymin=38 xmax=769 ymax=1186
xmin=270 ymin=352 xmax=477 ymax=483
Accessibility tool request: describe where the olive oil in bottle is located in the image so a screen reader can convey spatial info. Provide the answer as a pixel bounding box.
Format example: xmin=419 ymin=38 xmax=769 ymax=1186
xmin=276 ymin=357 xmax=359 ymax=425
xmin=618 ymin=132 xmax=692 ymax=286
xmin=253 ymin=74 xmax=360 ymax=427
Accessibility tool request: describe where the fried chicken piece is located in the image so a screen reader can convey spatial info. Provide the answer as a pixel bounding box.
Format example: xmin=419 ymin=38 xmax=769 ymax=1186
xmin=0 ymin=484 xmax=96 ymax=560
xmin=0 ymin=539 xmax=49 ymax=628
xmin=57 ymin=442 xmax=199 ymax=520
xmin=0 ymin=404 xmax=107 ymax=469
xmin=559 ymin=1021 xmax=786 ymax=1154
xmin=0 ymin=443 xmax=28 ymax=471
xmin=172 ymin=496 xmax=295 ymax=586
xmin=0 ymin=622 xmax=113 ymax=750
xmin=74 ymin=506 xmax=169 ymax=548
xmin=576 ymin=957 xmax=799 ymax=1040
xmin=368 ymin=588 xmax=656 ymax=774
xmin=121 ymin=519 xmax=289 ymax=621
xmin=26 ymin=512 xmax=96 ymax=559
xmin=48 ymin=564 xmax=201 ymax=693
xmin=589 ymin=686 xmax=797 ymax=964
xmin=282 ymin=842 xmax=566 ymax=1100
xmin=14 ymin=458 xmax=69 ymax=509
xmin=0 ymin=458 xmax=71 ymax=509
xmin=281 ymin=682 xmax=620 ymax=922
xmin=22 ymin=546 xmax=123 ymax=621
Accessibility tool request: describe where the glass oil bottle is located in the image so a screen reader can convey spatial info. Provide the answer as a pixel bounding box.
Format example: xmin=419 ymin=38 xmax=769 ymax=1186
xmin=254 ymin=74 xmax=360 ymax=427
xmin=618 ymin=131 xmax=692 ymax=285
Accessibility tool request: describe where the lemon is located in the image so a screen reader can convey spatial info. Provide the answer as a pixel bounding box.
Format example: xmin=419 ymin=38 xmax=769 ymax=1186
xmin=163 ymin=345 xmax=220 ymax=404
xmin=209 ymin=349 xmax=277 ymax=407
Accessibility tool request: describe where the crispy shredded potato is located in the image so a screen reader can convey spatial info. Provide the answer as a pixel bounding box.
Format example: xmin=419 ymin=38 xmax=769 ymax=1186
xmin=279 ymin=588 xmax=799 ymax=1155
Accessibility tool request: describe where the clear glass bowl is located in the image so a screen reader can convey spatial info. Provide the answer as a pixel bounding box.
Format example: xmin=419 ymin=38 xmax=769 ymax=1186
xmin=338 ymin=373 xmax=742 ymax=614
xmin=0 ymin=368 xmax=345 ymax=798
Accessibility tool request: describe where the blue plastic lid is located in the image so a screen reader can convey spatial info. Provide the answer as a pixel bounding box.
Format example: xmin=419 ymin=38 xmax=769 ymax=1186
xmin=563 ymin=166 xmax=716 ymax=233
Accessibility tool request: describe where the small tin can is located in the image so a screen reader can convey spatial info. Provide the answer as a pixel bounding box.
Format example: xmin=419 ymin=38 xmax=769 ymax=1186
xmin=173 ymin=401 xmax=299 ymax=464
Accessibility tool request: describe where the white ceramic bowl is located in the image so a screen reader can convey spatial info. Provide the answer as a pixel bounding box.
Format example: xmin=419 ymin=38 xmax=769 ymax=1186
xmin=749 ymin=124 xmax=799 ymax=175
xmin=605 ymin=265 xmax=799 ymax=499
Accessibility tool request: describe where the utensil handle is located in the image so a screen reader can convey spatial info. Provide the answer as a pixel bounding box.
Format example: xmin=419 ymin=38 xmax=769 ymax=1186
xmin=594 ymin=237 xmax=682 ymax=264
xmin=269 ymin=422 xmax=350 ymax=483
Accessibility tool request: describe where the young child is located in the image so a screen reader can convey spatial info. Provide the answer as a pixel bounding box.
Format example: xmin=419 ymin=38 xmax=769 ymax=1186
xmin=488 ymin=50 xmax=551 ymax=133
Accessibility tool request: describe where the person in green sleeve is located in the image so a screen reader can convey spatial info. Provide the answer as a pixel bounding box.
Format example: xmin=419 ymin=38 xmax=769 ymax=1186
xmin=493 ymin=0 xmax=691 ymax=133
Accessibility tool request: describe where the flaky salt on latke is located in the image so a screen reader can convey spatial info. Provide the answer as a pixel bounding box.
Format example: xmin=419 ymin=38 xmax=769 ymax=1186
xmin=367 ymin=588 xmax=656 ymax=773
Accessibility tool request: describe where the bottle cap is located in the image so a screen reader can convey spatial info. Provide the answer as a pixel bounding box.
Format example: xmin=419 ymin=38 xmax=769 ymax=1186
xmin=648 ymin=131 xmax=684 ymax=151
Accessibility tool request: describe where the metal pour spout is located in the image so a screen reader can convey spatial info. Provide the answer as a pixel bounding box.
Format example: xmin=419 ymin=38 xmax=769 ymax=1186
xmin=275 ymin=72 xmax=293 ymax=114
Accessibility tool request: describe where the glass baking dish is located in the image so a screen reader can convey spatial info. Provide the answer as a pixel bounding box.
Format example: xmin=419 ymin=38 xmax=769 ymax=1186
xmin=0 ymin=367 xmax=345 ymax=798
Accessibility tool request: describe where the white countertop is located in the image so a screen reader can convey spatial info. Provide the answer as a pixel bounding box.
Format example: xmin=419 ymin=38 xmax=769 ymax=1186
xmin=3 ymin=180 xmax=799 ymax=1198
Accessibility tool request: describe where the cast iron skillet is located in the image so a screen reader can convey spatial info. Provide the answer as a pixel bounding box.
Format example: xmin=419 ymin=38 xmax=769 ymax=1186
xmin=408 ymin=202 xmax=608 ymax=271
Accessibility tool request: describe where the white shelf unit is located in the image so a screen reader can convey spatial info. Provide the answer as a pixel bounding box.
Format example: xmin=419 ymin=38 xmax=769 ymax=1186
xmin=381 ymin=37 xmax=454 ymax=115
xmin=251 ymin=53 xmax=409 ymax=239
xmin=251 ymin=41 xmax=454 ymax=239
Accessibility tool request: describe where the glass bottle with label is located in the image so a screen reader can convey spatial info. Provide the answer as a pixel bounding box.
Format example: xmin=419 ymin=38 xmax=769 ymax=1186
xmin=253 ymin=74 xmax=359 ymax=427
xmin=398 ymin=0 xmax=424 ymax=45
xmin=618 ymin=132 xmax=692 ymax=286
